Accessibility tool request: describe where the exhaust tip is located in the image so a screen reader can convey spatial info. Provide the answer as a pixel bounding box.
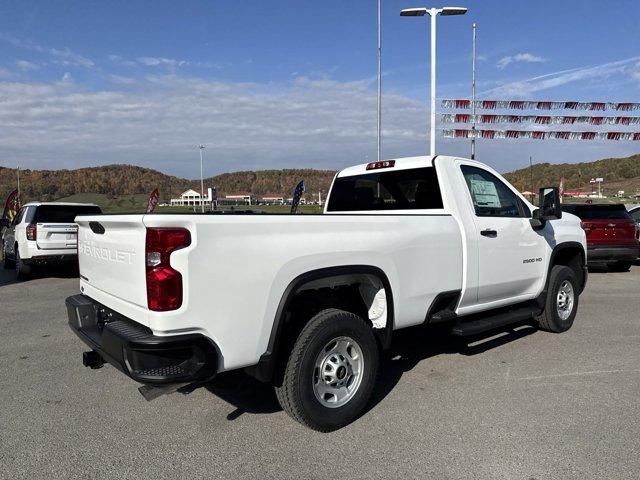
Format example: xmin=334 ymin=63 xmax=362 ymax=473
xmin=82 ymin=350 xmax=104 ymax=369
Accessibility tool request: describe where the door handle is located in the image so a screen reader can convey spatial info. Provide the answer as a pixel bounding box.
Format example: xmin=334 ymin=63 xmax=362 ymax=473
xmin=480 ymin=229 xmax=497 ymax=237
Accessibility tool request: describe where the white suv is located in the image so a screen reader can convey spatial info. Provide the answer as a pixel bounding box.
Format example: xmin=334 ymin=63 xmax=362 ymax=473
xmin=1 ymin=202 xmax=102 ymax=279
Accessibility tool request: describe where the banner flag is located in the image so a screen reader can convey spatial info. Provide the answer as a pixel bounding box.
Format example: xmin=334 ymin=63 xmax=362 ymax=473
xmin=1 ymin=189 xmax=20 ymax=224
xmin=441 ymin=114 xmax=640 ymax=126
xmin=146 ymin=188 xmax=159 ymax=214
xmin=290 ymin=180 xmax=305 ymax=214
xmin=442 ymin=100 xmax=640 ymax=112
xmin=442 ymin=129 xmax=640 ymax=141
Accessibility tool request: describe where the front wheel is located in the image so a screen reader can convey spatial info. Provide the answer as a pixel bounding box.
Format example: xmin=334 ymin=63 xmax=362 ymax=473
xmin=535 ymin=265 xmax=579 ymax=333
xmin=275 ymin=308 xmax=379 ymax=432
xmin=2 ymin=242 xmax=14 ymax=269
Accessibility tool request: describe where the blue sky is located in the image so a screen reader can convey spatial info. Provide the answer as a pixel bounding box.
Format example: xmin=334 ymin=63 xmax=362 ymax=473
xmin=0 ymin=0 xmax=639 ymax=177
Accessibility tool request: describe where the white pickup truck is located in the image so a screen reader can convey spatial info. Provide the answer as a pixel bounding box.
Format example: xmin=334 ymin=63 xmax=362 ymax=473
xmin=66 ymin=155 xmax=587 ymax=431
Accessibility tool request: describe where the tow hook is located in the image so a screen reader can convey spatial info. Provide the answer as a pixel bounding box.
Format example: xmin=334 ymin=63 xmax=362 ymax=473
xmin=82 ymin=350 xmax=104 ymax=369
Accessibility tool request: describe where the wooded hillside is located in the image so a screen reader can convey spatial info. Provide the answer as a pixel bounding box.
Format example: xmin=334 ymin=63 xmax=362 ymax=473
xmin=1 ymin=153 xmax=638 ymax=205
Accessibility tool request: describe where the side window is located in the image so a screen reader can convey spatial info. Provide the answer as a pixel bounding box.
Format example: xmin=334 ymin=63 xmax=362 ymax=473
xmin=631 ymin=209 xmax=640 ymax=223
xmin=460 ymin=165 xmax=524 ymax=218
xmin=12 ymin=208 xmax=25 ymax=226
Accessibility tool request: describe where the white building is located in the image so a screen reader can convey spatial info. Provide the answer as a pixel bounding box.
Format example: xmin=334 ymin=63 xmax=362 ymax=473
xmin=218 ymin=194 xmax=253 ymax=206
xmin=170 ymin=188 xmax=215 ymax=207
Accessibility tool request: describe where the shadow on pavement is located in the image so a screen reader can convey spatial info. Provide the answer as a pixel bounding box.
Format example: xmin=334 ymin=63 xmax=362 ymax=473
xmin=0 ymin=264 xmax=78 ymax=287
xmin=204 ymin=321 xmax=538 ymax=423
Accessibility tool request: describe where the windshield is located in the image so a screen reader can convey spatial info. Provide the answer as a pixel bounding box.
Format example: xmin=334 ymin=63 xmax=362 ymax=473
xmin=31 ymin=205 xmax=102 ymax=223
xmin=562 ymin=204 xmax=631 ymax=220
xmin=327 ymin=167 xmax=443 ymax=212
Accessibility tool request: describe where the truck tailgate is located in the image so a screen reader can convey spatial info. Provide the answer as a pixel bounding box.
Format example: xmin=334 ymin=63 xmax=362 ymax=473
xmin=76 ymin=215 xmax=148 ymax=308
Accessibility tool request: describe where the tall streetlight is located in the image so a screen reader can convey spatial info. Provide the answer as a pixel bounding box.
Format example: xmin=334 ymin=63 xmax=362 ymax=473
xmin=400 ymin=6 xmax=467 ymax=157
xmin=377 ymin=0 xmax=382 ymax=163
xmin=198 ymin=144 xmax=206 ymax=213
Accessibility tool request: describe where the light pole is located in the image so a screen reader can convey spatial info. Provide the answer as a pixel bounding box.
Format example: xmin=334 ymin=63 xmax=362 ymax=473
xmin=400 ymin=6 xmax=467 ymax=157
xmin=198 ymin=144 xmax=206 ymax=213
xmin=471 ymin=22 xmax=477 ymax=160
xmin=377 ymin=0 xmax=382 ymax=163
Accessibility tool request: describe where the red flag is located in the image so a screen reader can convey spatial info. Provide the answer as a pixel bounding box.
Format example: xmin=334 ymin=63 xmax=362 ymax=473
xmin=146 ymin=188 xmax=159 ymax=213
xmin=2 ymin=189 xmax=20 ymax=224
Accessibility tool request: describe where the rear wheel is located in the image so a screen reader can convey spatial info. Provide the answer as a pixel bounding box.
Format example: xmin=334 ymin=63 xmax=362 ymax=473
xmin=275 ymin=308 xmax=379 ymax=432
xmin=535 ymin=265 xmax=579 ymax=333
xmin=609 ymin=261 xmax=631 ymax=272
xmin=14 ymin=250 xmax=31 ymax=280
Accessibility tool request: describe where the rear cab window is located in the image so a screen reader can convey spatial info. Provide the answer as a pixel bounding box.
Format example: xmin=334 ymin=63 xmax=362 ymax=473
xmin=562 ymin=205 xmax=632 ymax=220
xmin=33 ymin=205 xmax=102 ymax=223
xmin=326 ymin=167 xmax=443 ymax=212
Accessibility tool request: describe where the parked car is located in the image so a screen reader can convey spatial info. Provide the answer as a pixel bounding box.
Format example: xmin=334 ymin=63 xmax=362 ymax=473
xmin=562 ymin=203 xmax=640 ymax=271
xmin=629 ymin=205 xmax=640 ymax=225
xmin=1 ymin=202 xmax=102 ymax=279
xmin=66 ymin=156 xmax=587 ymax=431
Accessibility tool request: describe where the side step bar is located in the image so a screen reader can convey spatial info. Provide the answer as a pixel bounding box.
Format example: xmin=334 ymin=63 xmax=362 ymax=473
xmin=452 ymin=305 xmax=538 ymax=337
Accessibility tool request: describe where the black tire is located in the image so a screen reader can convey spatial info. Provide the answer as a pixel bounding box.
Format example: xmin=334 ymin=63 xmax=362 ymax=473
xmin=275 ymin=308 xmax=379 ymax=432
xmin=609 ymin=261 xmax=631 ymax=272
xmin=14 ymin=250 xmax=31 ymax=280
xmin=2 ymin=242 xmax=14 ymax=269
xmin=535 ymin=265 xmax=579 ymax=333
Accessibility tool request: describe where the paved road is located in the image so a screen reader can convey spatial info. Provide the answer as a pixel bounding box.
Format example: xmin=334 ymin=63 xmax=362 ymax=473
xmin=1 ymin=265 xmax=639 ymax=479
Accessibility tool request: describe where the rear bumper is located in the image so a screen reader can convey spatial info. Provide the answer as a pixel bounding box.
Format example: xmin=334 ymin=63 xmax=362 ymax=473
xmin=24 ymin=253 xmax=76 ymax=265
xmin=587 ymin=245 xmax=640 ymax=263
xmin=66 ymin=294 xmax=218 ymax=385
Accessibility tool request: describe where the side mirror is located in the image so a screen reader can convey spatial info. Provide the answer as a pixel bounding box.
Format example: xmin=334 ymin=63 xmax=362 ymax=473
xmin=539 ymin=187 xmax=562 ymax=220
xmin=529 ymin=209 xmax=544 ymax=230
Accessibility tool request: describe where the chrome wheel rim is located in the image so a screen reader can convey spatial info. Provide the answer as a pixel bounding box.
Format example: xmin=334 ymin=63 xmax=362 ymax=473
xmin=312 ymin=336 xmax=364 ymax=408
xmin=556 ymin=280 xmax=574 ymax=321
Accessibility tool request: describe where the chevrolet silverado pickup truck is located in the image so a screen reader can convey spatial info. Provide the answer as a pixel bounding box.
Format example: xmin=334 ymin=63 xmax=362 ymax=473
xmin=66 ymin=155 xmax=587 ymax=431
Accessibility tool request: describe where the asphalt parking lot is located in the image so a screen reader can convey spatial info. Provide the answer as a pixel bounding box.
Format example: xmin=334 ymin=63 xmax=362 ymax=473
xmin=1 ymin=265 xmax=639 ymax=480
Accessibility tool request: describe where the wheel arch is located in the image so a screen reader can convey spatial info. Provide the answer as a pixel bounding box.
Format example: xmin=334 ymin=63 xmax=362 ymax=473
xmin=246 ymin=265 xmax=395 ymax=383
xmin=541 ymin=242 xmax=587 ymax=301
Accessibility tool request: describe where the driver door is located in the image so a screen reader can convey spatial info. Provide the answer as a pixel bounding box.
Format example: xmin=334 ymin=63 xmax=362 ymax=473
xmin=460 ymin=165 xmax=547 ymax=305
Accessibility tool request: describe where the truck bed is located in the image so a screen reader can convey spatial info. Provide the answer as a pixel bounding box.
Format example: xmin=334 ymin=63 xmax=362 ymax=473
xmin=76 ymin=213 xmax=463 ymax=371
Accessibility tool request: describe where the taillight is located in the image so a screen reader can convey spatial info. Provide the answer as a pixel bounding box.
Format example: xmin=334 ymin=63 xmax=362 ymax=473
xmin=145 ymin=228 xmax=191 ymax=312
xmin=26 ymin=224 xmax=37 ymax=241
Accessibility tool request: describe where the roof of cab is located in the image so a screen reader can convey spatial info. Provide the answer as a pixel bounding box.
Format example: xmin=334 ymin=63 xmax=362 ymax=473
xmin=336 ymin=155 xmax=456 ymax=178
xmin=22 ymin=202 xmax=99 ymax=207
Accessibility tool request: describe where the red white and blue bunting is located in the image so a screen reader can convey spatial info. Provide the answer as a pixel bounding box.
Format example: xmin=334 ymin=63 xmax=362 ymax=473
xmin=442 ymin=129 xmax=640 ymax=140
xmin=441 ymin=100 xmax=640 ymax=111
xmin=441 ymin=114 xmax=640 ymax=126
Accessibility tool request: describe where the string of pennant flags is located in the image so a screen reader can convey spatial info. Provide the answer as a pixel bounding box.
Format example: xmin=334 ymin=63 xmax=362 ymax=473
xmin=442 ymin=129 xmax=640 ymax=141
xmin=441 ymin=99 xmax=640 ymax=111
xmin=441 ymin=114 xmax=640 ymax=126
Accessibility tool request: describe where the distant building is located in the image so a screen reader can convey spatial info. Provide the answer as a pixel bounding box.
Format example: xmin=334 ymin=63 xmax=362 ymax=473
xmin=261 ymin=195 xmax=285 ymax=205
xmin=170 ymin=188 xmax=215 ymax=207
xmin=218 ymin=194 xmax=254 ymax=206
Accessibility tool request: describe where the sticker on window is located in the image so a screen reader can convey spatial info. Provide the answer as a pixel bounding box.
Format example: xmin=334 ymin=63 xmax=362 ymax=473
xmin=469 ymin=179 xmax=501 ymax=208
